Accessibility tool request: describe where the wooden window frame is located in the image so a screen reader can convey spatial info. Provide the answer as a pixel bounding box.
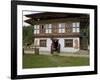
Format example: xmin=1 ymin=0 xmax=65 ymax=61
xmin=59 ymin=23 xmax=65 ymax=33
xmin=40 ymin=24 xmax=46 ymax=34
xmin=65 ymin=23 xmax=72 ymax=33
xmin=52 ymin=23 xmax=59 ymax=33
xmin=72 ymin=22 xmax=80 ymax=33
xmin=34 ymin=25 xmax=40 ymax=34
xmin=40 ymin=40 xmax=47 ymax=47
xmin=64 ymin=39 xmax=73 ymax=47
xmin=45 ymin=24 xmax=52 ymax=34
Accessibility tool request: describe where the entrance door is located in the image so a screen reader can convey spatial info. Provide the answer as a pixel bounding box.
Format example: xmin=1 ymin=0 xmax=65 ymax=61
xmin=53 ymin=39 xmax=58 ymax=51
xmin=51 ymin=39 xmax=60 ymax=54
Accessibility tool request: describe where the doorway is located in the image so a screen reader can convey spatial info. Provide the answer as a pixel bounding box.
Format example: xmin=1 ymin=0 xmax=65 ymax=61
xmin=51 ymin=39 xmax=60 ymax=54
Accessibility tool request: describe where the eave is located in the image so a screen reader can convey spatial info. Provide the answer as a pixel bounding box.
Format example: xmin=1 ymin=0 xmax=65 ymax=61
xmin=24 ymin=12 xmax=89 ymax=25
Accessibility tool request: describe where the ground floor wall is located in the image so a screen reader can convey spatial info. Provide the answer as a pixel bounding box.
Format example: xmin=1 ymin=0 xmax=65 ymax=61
xmin=34 ymin=37 xmax=80 ymax=53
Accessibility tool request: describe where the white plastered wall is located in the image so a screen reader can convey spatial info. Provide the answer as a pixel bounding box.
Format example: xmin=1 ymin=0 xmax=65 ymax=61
xmin=58 ymin=37 xmax=80 ymax=52
xmin=34 ymin=37 xmax=80 ymax=53
xmin=34 ymin=38 xmax=52 ymax=53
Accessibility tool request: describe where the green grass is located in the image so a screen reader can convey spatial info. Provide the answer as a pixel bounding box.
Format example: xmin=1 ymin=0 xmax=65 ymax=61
xmin=23 ymin=54 xmax=89 ymax=68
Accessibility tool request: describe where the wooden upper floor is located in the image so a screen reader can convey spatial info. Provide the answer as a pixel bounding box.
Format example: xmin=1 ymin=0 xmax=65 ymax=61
xmin=33 ymin=22 xmax=80 ymax=37
xmin=25 ymin=12 xmax=89 ymax=38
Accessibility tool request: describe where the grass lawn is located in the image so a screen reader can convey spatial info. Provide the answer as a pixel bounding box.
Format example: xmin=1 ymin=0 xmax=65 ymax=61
xmin=23 ymin=54 xmax=89 ymax=68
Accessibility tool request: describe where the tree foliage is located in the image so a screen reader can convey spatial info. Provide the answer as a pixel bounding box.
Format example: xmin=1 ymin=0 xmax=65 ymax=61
xmin=23 ymin=26 xmax=34 ymax=46
xmin=80 ymin=24 xmax=89 ymax=45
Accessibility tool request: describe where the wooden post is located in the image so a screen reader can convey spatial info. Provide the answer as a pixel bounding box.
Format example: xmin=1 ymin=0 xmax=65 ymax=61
xmin=34 ymin=47 xmax=39 ymax=55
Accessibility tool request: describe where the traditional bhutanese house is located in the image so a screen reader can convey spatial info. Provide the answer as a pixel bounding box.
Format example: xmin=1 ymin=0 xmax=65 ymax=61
xmin=25 ymin=12 xmax=89 ymax=53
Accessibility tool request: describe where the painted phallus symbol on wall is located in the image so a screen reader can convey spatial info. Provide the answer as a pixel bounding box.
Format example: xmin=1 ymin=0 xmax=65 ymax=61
xmin=74 ymin=39 xmax=78 ymax=49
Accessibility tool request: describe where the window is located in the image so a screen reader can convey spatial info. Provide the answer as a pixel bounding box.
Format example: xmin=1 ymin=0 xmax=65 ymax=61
xmin=45 ymin=24 xmax=52 ymax=33
xmin=64 ymin=39 xmax=73 ymax=47
xmin=65 ymin=23 xmax=72 ymax=33
xmin=40 ymin=24 xmax=46 ymax=33
xmin=40 ymin=40 xmax=46 ymax=47
xmin=52 ymin=23 xmax=59 ymax=33
xmin=34 ymin=25 xmax=39 ymax=34
xmin=45 ymin=24 xmax=49 ymax=33
xmin=59 ymin=23 xmax=65 ymax=33
xmin=72 ymin=22 xmax=80 ymax=32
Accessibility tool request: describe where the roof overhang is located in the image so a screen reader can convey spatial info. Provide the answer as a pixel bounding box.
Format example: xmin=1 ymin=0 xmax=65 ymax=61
xmin=24 ymin=12 xmax=89 ymax=25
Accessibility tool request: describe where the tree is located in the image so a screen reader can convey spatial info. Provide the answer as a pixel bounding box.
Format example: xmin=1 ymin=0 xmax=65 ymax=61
xmin=23 ymin=26 xmax=34 ymax=46
xmin=81 ymin=25 xmax=89 ymax=45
